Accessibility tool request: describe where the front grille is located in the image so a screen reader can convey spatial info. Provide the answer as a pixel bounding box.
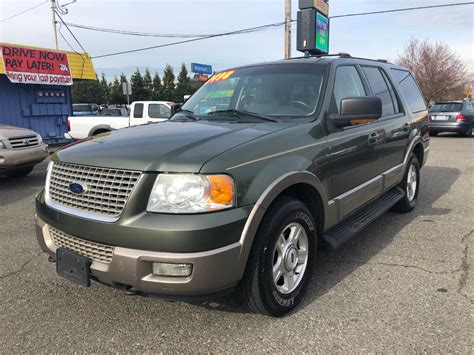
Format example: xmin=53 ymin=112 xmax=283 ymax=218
xmin=50 ymin=226 xmax=114 ymax=264
xmin=48 ymin=162 xmax=141 ymax=219
xmin=9 ymin=135 xmax=39 ymax=149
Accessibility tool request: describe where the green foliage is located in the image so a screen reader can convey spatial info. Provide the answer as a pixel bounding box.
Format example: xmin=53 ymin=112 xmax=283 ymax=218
xmin=175 ymin=63 xmax=192 ymax=102
xmin=72 ymin=64 xmax=199 ymax=105
xmin=162 ymin=65 xmax=176 ymax=101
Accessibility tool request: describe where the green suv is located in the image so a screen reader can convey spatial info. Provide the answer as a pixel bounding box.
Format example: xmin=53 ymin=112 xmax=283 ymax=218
xmin=35 ymin=55 xmax=429 ymax=316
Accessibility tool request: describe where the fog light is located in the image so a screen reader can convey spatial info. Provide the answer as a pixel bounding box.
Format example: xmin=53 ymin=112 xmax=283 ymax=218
xmin=152 ymin=262 xmax=192 ymax=277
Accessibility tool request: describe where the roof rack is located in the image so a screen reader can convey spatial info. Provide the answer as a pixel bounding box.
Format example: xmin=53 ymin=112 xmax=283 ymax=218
xmin=289 ymin=53 xmax=392 ymax=65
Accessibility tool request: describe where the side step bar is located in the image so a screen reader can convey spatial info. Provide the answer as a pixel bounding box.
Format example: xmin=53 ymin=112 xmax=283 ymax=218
xmin=322 ymin=187 xmax=405 ymax=250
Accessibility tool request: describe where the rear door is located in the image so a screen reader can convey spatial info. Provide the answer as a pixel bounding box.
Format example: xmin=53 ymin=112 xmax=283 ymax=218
xmin=129 ymin=102 xmax=144 ymax=126
xmin=361 ymin=65 xmax=408 ymax=179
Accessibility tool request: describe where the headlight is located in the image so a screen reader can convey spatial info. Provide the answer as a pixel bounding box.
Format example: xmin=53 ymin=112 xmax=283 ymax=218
xmin=37 ymin=135 xmax=43 ymax=144
xmin=147 ymin=174 xmax=234 ymax=213
xmin=0 ymin=141 xmax=5 ymax=149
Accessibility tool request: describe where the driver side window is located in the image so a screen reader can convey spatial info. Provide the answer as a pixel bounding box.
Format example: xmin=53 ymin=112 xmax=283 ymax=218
xmin=330 ymin=66 xmax=366 ymax=114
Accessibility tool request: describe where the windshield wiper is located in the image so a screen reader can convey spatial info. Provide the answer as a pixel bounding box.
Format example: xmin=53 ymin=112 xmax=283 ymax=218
xmin=208 ymin=109 xmax=279 ymax=122
xmin=172 ymin=109 xmax=200 ymax=121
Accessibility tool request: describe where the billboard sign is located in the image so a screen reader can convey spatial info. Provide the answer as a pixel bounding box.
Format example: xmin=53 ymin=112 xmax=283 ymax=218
xmin=191 ymin=62 xmax=213 ymax=75
xmin=0 ymin=45 xmax=73 ymax=85
xmin=315 ymin=12 xmax=329 ymax=53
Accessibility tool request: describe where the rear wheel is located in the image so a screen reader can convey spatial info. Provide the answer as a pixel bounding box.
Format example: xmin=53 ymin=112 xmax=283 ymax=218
xmin=392 ymin=154 xmax=420 ymax=213
xmin=5 ymin=166 xmax=34 ymax=178
xmin=462 ymin=124 xmax=472 ymax=137
xmin=237 ymin=196 xmax=317 ymax=316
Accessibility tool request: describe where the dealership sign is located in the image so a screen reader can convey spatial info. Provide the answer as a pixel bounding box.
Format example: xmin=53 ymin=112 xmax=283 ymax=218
xmin=191 ymin=62 xmax=213 ymax=75
xmin=0 ymin=45 xmax=73 ymax=85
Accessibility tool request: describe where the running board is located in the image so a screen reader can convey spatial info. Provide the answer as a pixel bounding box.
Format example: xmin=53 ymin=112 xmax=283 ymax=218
xmin=322 ymin=187 xmax=405 ymax=250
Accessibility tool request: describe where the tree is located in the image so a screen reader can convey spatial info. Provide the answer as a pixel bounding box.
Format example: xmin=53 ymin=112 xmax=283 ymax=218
xmin=162 ymin=64 xmax=176 ymax=101
xmin=396 ymin=39 xmax=467 ymax=104
xmin=99 ymin=73 xmax=110 ymax=104
xmin=143 ymin=68 xmax=153 ymax=100
xmin=174 ymin=63 xmax=192 ymax=102
xmin=72 ymin=73 xmax=103 ymax=104
xmin=130 ymin=68 xmax=147 ymax=101
xmin=152 ymin=72 xmax=163 ymax=100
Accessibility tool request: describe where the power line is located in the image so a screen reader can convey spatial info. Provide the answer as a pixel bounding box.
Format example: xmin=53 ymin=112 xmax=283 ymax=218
xmin=54 ymin=10 xmax=87 ymax=52
xmin=92 ymin=21 xmax=287 ymax=59
xmin=330 ymin=2 xmax=474 ymax=19
xmin=0 ymin=0 xmax=48 ymax=23
xmin=64 ymin=22 xmax=217 ymax=38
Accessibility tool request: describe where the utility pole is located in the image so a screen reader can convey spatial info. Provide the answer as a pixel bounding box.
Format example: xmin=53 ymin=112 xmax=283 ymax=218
xmin=51 ymin=0 xmax=59 ymax=49
xmin=284 ymin=0 xmax=292 ymax=59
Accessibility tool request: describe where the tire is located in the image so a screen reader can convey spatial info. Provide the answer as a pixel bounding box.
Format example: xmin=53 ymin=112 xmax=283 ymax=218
xmin=429 ymin=131 xmax=438 ymax=137
xmin=5 ymin=166 xmax=34 ymax=178
xmin=392 ymin=154 xmax=420 ymax=213
xmin=462 ymin=125 xmax=472 ymax=137
xmin=91 ymin=129 xmax=110 ymax=136
xmin=237 ymin=196 xmax=317 ymax=316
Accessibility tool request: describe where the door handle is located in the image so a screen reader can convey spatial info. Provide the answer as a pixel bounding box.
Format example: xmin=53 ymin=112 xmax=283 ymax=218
xmin=368 ymin=131 xmax=382 ymax=144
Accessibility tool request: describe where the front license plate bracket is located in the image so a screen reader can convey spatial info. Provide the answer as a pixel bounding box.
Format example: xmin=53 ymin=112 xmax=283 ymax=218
xmin=56 ymin=247 xmax=91 ymax=287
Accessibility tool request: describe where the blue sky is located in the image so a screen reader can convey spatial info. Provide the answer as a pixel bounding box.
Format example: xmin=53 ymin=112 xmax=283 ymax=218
xmin=1 ymin=0 xmax=472 ymax=80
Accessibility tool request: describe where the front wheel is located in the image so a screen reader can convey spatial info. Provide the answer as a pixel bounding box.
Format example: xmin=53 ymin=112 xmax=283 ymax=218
xmin=237 ymin=197 xmax=317 ymax=316
xmin=392 ymin=154 xmax=420 ymax=213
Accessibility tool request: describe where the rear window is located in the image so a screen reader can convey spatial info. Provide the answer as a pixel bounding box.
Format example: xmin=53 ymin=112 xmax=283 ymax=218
xmin=73 ymin=104 xmax=92 ymax=112
xmin=391 ymin=69 xmax=426 ymax=113
xmin=430 ymin=103 xmax=463 ymax=112
xmin=133 ymin=103 xmax=144 ymax=118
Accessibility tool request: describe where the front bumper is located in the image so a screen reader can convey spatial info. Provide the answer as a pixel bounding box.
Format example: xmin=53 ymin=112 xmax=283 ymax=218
xmin=429 ymin=121 xmax=471 ymax=133
xmin=35 ymin=204 xmax=253 ymax=296
xmin=0 ymin=144 xmax=48 ymax=172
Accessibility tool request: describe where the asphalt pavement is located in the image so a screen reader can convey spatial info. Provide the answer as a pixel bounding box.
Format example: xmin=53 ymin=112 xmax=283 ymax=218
xmin=0 ymin=133 xmax=472 ymax=353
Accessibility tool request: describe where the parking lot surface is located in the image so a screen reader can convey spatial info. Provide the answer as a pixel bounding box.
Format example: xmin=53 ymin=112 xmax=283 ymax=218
xmin=1 ymin=134 xmax=472 ymax=353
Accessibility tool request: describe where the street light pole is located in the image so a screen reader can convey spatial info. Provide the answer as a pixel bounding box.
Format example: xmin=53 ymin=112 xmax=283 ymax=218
xmin=284 ymin=0 xmax=291 ymax=59
xmin=51 ymin=0 xmax=59 ymax=49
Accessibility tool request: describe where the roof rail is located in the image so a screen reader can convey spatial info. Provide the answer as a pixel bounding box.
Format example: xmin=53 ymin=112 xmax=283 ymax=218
xmin=290 ymin=52 xmax=352 ymax=60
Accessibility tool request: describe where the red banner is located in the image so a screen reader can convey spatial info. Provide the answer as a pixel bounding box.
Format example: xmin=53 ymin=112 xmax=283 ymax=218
xmin=0 ymin=45 xmax=73 ymax=85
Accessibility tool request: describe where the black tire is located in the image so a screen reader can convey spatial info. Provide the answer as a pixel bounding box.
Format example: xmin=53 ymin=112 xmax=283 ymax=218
xmin=429 ymin=131 xmax=438 ymax=137
xmin=462 ymin=125 xmax=472 ymax=137
xmin=5 ymin=166 xmax=34 ymax=178
xmin=237 ymin=196 xmax=317 ymax=316
xmin=91 ymin=129 xmax=110 ymax=136
xmin=392 ymin=154 xmax=420 ymax=213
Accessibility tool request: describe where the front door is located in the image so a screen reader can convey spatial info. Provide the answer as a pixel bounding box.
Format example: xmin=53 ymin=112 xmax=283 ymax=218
xmin=325 ymin=65 xmax=383 ymax=220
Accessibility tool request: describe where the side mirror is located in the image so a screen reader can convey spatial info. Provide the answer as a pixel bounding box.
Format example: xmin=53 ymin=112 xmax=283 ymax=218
xmin=170 ymin=103 xmax=182 ymax=116
xmin=331 ymin=96 xmax=382 ymax=127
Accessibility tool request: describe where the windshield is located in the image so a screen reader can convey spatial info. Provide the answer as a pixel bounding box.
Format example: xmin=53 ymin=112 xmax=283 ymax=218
xmin=430 ymin=103 xmax=463 ymax=112
xmin=101 ymin=108 xmax=123 ymax=116
xmin=181 ymin=63 xmax=327 ymax=120
xmin=73 ymin=104 xmax=93 ymax=112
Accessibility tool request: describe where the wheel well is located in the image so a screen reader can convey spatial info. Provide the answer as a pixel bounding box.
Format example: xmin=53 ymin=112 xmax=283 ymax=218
xmin=92 ymin=128 xmax=110 ymax=136
xmin=413 ymin=142 xmax=424 ymax=166
xmin=279 ymin=183 xmax=324 ymax=236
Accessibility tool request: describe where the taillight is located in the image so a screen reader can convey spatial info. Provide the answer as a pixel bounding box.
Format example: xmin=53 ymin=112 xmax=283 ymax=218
xmin=67 ymin=119 xmax=71 ymax=131
xmin=456 ymin=114 xmax=466 ymax=121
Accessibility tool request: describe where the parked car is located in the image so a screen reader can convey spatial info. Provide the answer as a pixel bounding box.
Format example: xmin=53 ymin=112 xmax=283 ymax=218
xmin=66 ymin=101 xmax=175 ymax=139
xmin=72 ymin=103 xmax=101 ymax=116
xmin=428 ymin=101 xmax=473 ymax=136
xmin=0 ymin=125 xmax=48 ymax=177
xmin=99 ymin=108 xmax=129 ymax=117
xmin=35 ymin=55 xmax=429 ymax=316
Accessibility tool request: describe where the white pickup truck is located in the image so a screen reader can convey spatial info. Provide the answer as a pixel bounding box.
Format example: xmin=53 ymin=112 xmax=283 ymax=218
xmin=66 ymin=101 xmax=175 ymax=139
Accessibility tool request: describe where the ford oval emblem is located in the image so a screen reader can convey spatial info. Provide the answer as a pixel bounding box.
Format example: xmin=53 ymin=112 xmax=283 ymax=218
xmin=69 ymin=182 xmax=87 ymax=194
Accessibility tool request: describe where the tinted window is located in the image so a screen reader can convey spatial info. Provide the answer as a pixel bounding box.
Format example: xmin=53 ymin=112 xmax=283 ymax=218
xmin=149 ymin=104 xmax=171 ymax=119
xmin=73 ymin=104 xmax=92 ymax=112
xmin=331 ymin=66 xmax=366 ymax=114
xmin=362 ymin=66 xmax=396 ymax=116
xmin=391 ymin=69 xmax=426 ymax=113
xmin=430 ymin=103 xmax=463 ymax=112
xmin=133 ymin=103 xmax=144 ymax=118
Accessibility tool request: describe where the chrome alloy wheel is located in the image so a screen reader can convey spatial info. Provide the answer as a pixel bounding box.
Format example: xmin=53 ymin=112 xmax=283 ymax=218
xmin=406 ymin=163 xmax=418 ymax=202
xmin=272 ymin=222 xmax=309 ymax=294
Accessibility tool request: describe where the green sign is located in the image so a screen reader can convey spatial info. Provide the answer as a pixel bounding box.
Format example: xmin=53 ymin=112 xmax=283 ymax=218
xmin=315 ymin=12 xmax=329 ymax=53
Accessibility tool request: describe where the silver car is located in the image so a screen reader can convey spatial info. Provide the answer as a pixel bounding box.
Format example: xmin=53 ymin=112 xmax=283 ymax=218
xmin=0 ymin=124 xmax=49 ymax=177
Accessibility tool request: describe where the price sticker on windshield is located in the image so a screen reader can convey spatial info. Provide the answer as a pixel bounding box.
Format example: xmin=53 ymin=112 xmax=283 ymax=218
xmin=207 ymin=70 xmax=236 ymax=84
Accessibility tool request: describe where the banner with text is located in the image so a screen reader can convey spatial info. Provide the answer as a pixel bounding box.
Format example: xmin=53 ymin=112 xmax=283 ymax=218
xmin=0 ymin=45 xmax=73 ymax=85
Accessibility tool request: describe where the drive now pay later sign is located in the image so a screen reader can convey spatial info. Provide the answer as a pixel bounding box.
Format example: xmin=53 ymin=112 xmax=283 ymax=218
xmin=0 ymin=45 xmax=73 ymax=85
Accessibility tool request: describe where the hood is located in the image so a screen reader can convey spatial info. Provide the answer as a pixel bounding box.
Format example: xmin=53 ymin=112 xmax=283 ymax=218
xmin=55 ymin=121 xmax=294 ymax=172
xmin=0 ymin=124 xmax=39 ymax=140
